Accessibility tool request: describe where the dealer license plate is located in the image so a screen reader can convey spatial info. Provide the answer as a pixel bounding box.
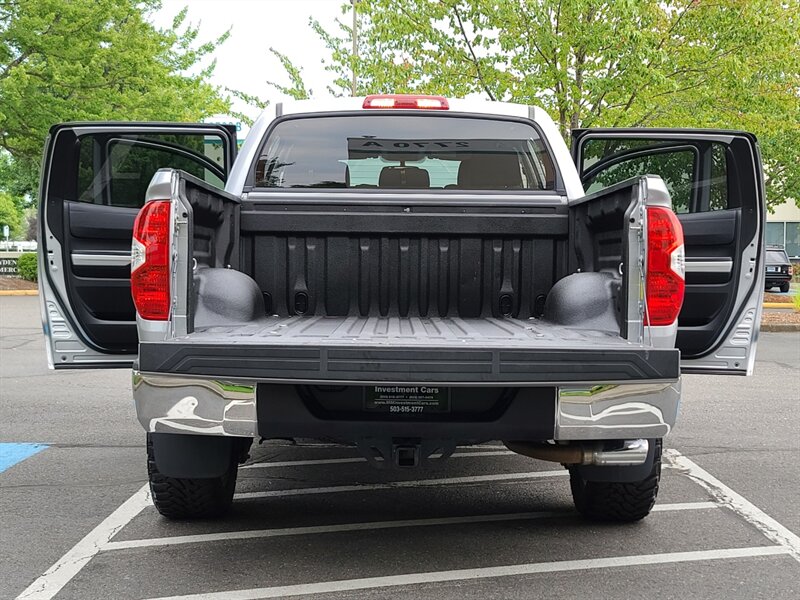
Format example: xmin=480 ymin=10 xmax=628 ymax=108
xmin=363 ymin=386 xmax=450 ymax=415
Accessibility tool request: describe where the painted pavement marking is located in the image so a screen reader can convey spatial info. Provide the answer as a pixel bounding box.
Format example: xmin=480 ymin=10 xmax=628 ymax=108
xmin=145 ymin=546 xmax=790 ymax=600
xmin=104 ymin=502 xmax=718 ymax=551
xmin=15 ymin=448 xmax=800 ymax=599
xmin=665 ymin=449 xmax=800 ymax=564
xmin=0 ymin=443 xmax=48 ymax=474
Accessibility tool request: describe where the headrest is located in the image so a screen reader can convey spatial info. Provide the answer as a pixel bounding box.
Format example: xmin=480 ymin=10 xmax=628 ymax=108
xmin=378 ymin=166 xmax=430 ymax=188
xmin=457 ymin=153 xmax=523 ymax=189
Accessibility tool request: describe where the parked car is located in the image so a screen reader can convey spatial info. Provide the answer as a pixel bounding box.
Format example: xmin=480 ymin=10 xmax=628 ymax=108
xmin=37 ymin=95 xmax=766 ymax=523
xmin=765 ymin=246 xmax=792 ymax=293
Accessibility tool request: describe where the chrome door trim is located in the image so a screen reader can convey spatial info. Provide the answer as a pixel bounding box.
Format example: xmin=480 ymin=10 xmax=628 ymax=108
xmin=70 ymin=252 xmax=131 ymax=267
xmin=685 ymin=259 xmax=733 ymax=273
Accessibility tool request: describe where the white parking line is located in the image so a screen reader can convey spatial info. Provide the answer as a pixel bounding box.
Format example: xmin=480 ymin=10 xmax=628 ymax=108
xmin=104 ymin=501 xmax=718 ymax=551
xmin=106 ymin=510 xmax=569 ymax=551
xmin=14 ymin=470 xmax=566 ymax=599
xmin=242 ymin=450 xmax=515 ymax=469
xmin=145 ymin=546 xmax=790 ymax=600
xmin=15 ymin=483 xmax=151 ymax=600
xmin=666 ymin=450 xmax=800 ymax=564
xmin=18 ymin=449 xmax=800 ymax=600
xmin=235 ymin=470 xmax=568 ymax=500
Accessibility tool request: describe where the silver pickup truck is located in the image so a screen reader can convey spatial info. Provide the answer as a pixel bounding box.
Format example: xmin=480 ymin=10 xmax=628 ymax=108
xmin=37 ymin=95 xmax=765 ymax=522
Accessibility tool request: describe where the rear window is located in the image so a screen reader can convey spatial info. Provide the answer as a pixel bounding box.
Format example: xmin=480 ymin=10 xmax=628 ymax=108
xmin=253 ymin=115 xmax=557 ymax=191
xmin=766 ymin=250 xmax=789 ymax=263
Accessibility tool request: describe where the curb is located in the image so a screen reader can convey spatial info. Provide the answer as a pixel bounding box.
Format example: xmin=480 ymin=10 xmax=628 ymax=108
xmin=760 ymin=323 xmax=800 ymax=333
xmin=762 ymin=302 xmax=794 ymax=309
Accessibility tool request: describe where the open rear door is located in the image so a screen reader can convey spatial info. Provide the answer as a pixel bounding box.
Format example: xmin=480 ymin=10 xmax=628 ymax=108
xmin=572 ymin=129 xmax=765 ymax=375
xmin=39 ymin=122 xmax=237 ymax=368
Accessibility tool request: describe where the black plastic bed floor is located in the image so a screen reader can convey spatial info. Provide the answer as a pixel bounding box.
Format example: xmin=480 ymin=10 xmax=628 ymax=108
xmin=138 ymin=316 xmax=680 ymax=383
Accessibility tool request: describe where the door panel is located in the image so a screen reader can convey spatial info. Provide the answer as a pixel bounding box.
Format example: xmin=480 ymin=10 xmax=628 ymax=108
xmin=572 ymin=129 xmax=765 ymax=375
xmin=681 ymin=210 xmax=737 ymax=247
xmin=63 ymin=201 xmax=139 ymax=351
xmin=678 ymin=209 xmax=739 ymax=351
xmin=39 ymin=123 xmax=237 ymax=369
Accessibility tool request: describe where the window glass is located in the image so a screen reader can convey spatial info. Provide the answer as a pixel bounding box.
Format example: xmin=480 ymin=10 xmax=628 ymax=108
xmin=786 ymin=222 xmax=800 ymax=258
xmin=345 ymin=156 xmax=462 ymax=187
xmin=580 ymin=138 xmax=731 ymax=214
xmin=708 ymin=143 xmax=728 ymax=211
xmin=583 ymin=147 xmax=694 ymax=214
xmin=77 ymin=133 xmax=226 ymax=208
xmin=254 ymin=115 xmax=556 ymax=190
xmin=766 ymin=249 xmax=789 ymax=263
xmin=766 ymin=222 xmax=785 ymax=247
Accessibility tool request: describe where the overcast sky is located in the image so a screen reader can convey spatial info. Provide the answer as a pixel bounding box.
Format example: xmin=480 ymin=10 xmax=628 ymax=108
xmin=151 ymin=1 xmax=349 ymax=122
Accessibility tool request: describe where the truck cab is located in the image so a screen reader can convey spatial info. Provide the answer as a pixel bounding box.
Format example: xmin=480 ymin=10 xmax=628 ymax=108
xmin=38 ymin=95 xmax=765 ymax=522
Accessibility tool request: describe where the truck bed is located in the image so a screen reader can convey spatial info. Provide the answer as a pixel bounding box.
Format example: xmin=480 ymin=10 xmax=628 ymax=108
xmin=138 ymin=316 xmax=679 ymax=384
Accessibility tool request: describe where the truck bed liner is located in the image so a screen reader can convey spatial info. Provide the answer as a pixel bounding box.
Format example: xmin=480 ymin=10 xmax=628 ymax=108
xmin=139 ymin=316 xmax=679 ymax=384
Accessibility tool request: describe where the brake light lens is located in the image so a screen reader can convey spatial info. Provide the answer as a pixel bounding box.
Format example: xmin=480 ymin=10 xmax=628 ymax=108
xmin=131 ymin=200 xmax=171 ymax=320
xmin=644 ymin=206 xmax=685 ymax=326
xmin=363 ymin=94 xmax=449 ymax=110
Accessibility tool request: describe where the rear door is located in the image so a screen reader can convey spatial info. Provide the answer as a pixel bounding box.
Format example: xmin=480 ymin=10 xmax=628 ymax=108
xmin=39 ymin=123 xmax=237 ymax=368
xmin=572 ymin=129 xmax=765 ymax=375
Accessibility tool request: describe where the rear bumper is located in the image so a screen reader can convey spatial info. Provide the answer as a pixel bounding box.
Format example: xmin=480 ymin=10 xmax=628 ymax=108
xmin=765 ymin=273 xmax=791 ymax=285
xmin=132 ymin=372 xmax=681 ymax=442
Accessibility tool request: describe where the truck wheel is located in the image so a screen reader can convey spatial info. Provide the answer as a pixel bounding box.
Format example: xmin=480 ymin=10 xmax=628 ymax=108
xmin=147 ymin=434 xmax=238 ymax=520
xmin=779 ymin=282 xmax=790 ymax=293
xmin=568 ymin=439 xmax=662 ymax=523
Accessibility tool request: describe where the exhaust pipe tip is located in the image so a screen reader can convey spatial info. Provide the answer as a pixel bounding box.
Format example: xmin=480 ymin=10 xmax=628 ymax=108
xmin=504 ymin=439 xmax=649 ymax=467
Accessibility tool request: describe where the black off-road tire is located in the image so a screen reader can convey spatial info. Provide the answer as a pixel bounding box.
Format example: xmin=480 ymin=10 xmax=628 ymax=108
xmin=779 ymin=282 xmax=790 ymax=293
xmin=147 ymin=434 xmax=238 ymax=520
xmin=569 ymin=439 xmax=662 ymax=523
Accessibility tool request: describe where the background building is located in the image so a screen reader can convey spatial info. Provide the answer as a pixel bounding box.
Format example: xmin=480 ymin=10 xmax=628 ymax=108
xmin=766 ymin=200 xmax=800 ymax=258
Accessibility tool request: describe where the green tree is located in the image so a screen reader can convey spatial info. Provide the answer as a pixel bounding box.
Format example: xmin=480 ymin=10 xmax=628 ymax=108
xmin=267 ymin=47 xmax=312 ymax=100
xmin=223 ymin=47 xmax=307 ymax=127
xmin=0 ymin=191 xmax=21 ymax=237
xmin=0 ymin=0 xmax=232 ymax=202
xmin=278 ymin=0 xmax=800 ymax=209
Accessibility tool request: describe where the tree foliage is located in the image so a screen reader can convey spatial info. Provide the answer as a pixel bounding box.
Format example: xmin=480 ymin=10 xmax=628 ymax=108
xmin=224 ymin=47 xmax=308 ymax=127
xmin=267 ymin=47 xmax=312 ymax=100
xmin=280 ymin=0 xmax=800 ymax=209
xmin=0 ymin=0 xmax=232 ymax=202
xmin=0 ymin=189 xmax=20 ymax=237
xmin=0 ymin=191 xmax=21 ymax=236
xmin=25 ymin=211 xmax=36 ymax=240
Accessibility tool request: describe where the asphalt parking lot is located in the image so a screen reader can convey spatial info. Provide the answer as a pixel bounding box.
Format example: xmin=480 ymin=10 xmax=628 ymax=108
xmin=1 ymin=295 xmax=799 ymax=599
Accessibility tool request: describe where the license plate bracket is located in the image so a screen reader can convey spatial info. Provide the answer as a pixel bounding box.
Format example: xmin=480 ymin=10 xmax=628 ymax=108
xmin=363 ymin=386 xmax=451 ymax=415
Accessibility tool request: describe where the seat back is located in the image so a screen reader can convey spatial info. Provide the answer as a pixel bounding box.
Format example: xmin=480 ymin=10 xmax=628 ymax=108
xmin=378 ymin=166 xmax=430 ymax=188
xmin=457 ymin=154 xmax=523 ymax=189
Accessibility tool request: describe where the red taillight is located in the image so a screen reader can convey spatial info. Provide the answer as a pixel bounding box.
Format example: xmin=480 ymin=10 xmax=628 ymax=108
xmin=789 ymin=265 xmax=794 ymax=276
xmin=131 ymin=200 xmax=171 ymax=320
xmin=362 ymin=94 xmax=449 ymax=110
xmin=644 ymin=206 xmax=685 ymax=326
